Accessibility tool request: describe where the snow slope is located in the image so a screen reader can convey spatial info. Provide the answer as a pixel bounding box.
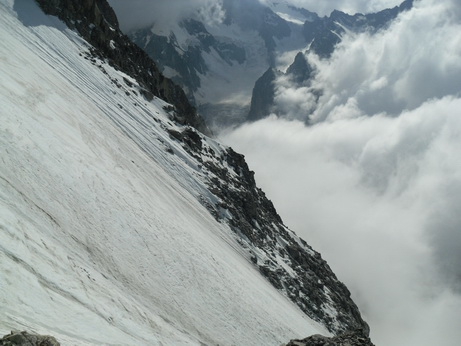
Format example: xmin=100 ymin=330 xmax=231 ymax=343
xmin=0 ymin=1 xmax=327 ymax=345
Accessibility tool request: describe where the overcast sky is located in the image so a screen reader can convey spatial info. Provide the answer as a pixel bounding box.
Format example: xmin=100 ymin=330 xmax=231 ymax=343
xmin=222 ymin=0 xmax=461 ymax=345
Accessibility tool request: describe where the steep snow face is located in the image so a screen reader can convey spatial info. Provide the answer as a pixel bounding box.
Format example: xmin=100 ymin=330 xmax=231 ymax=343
xmin=0 ymin=1 xmax=327 ymax=345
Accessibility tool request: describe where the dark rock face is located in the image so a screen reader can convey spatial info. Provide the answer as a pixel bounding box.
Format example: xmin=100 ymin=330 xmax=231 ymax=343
xmin=247 ymin=67 xmax=279 ymax=121
xmin=285 ymin=329 xmax=375 ymax=346
xmin=35 ymin=0 xmax=208 ymax=134
xmin=286 ymin=52 xmax=313 ymax=85
xmin=211 ymin=152 xmax=369 ymax=335
xmin=0 ymin=331 xmax=60 ymax=346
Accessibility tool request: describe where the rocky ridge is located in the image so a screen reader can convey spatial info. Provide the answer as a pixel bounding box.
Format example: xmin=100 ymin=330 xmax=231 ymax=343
xmin=168 ymin=126 xmax=369 ymax=335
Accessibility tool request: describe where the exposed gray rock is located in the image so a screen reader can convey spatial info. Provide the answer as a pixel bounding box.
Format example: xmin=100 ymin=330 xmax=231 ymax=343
xmin=285 ymin=329 xmax=374 ymax=346
xmin=247 ymin=67 xmax=279 ymax=121
xmin=286 ymin=52 xmax=313 ymax=85
xmin=0 ymin=331 xmax=60 ymax=346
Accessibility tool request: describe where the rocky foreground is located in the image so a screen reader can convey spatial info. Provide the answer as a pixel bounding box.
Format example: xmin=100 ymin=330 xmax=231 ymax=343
xmin=285 ymin=329 xmax=375 ymax=346
xmin=0 ymin=331 xmax=59 ymax=346
xmin=0 ymin=329 xmax=375 ymax=346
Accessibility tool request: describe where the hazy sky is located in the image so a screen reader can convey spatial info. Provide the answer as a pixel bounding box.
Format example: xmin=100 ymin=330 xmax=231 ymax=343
xmin=222 ymin=0 xmax=461 ymax=345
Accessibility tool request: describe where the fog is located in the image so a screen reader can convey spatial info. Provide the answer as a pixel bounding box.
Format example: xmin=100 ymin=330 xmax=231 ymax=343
xmin=222 ymin=0 xmax=461 ymax=344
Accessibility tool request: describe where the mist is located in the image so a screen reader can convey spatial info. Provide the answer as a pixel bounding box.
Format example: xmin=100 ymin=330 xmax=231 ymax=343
xmin=221 ymin=0 xmax=461 ymax=344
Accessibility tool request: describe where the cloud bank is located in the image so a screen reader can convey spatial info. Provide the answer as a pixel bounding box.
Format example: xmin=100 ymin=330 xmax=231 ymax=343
xmin=222 ymin=0 xmax=461 ymax=344
xmin=274 ymin=0 xmax=461 ymax=123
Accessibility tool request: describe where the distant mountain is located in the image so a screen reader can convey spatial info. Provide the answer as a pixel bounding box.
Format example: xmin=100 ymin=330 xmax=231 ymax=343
xmin=1 ymin=0 xmax=370 ymax=344
xmin=127 ymin=0 xmax=300 ymax=129
xmin=127 ymin=0 xmax=413 ymax=128
xmin=303 ymin=0 xmax=414 ymax=59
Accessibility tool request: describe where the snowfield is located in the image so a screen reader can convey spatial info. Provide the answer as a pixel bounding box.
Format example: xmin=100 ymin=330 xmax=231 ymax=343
xmin=0 ymin=1 xmax=327 ymax=345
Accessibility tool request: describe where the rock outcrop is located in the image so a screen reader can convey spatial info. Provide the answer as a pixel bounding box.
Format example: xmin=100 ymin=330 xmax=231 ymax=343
xmin=286 ymin=329 xmax=374 ymax=346
xmin=0 ymin=331 xmax=60 ymax=346
xmin=247 ymin=67 xmax=279 ymax=121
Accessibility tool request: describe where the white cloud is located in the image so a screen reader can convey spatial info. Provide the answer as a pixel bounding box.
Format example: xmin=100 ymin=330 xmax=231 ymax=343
xmin=221 ymin=0 xmax=461 ymax=344
xmin=304 ymin=0 xmax=461 ymax=122
xmin=222 ymin=96 xmax=461 ymax=345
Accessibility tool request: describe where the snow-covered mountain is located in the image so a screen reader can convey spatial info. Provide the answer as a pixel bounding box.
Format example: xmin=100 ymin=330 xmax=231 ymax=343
xmin=122 ymin=0 xmax=304 ymax=129
xmin=123 ymin=0 xmax=413 ymax=129
xmin=0 ymin=0 xmax=371 ymax=345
